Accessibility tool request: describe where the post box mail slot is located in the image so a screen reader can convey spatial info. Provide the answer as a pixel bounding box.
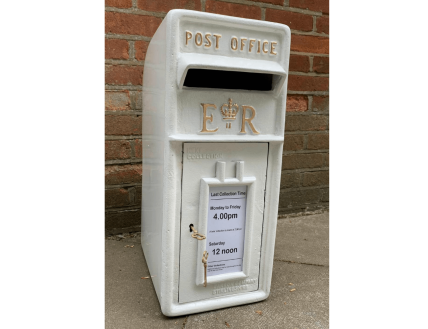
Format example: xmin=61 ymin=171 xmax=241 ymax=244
xmin=141 ymin=9 xmax=290 ymax=316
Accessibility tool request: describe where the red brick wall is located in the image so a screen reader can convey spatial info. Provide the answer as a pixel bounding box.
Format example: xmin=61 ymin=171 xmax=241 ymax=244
xmin=105 ymin=0 xmax=329 ymax=234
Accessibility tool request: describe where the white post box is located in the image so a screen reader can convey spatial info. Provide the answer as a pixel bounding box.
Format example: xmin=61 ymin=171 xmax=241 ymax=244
xmin=141 ymin=9 xmax=290 ymax=316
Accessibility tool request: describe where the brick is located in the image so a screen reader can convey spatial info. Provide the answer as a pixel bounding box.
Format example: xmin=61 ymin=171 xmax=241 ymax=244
xmin=321 ymin=187 xmax=329 ymax=202
xmin=285 ymin=115 xmax=328 ymax=131
xmin=307 ymin=133 xmax=329 ymax=150
xmin=247 ymin=0 xmax=283 ymax=4
xmin=312 ymin=96 xmax=329 ymax=112
xmin=291 ymin=35 xmax=329 ymax=54
xmin=105 ymin=65 xmax=144 ymax=85
xmin=279 ymin=188 xmax=321 ymax=208
xmin=105 ymin=115 xmax=142 ymax=135
xmin=324 ymin=153 xmax=329 ymax=166
xmin=105 ymin=164 xmax=142 ymax=185
xmin=135 ymin=40 xmax=149 ymax=61
xmin=105 ymin=208 xmax=141 ymax=232
xmin=316 ymin=16 xmax=329 ymax=34
xmin=134 ymin=91 xmax=142 ymax=110
xmin=289 ymin=54 xmax=310 ymax=73
xmin=282 ymin=153 xmax=324 ymax=170
xmin=134 ymin=139 xmax=142 ymax=158
xmin=135 ymin=186 xmax=142 ymax=205
xmin=283 ymin=134 xmax=304 ymax=151
xmin=105 ymin=39 xmax=129 ymax=60
xmin=289 ymin=0 xmax=329 ymax=14
xmin=105 ymin=188 xmax=132 ymax=208
xmin=288 ymin=75 xmax=328 ymax=91
xmin=205 ymin=0 xmax=261 ymax=20
xmin=105 ymin=12 xmax=162 ymax=37
xmin=286 ymin=95 xmax=308 ymax=112
xmin=265 ymin=9 xmax=313 ymax=32
xmin=302 ymin=171 xmax=329 ymax=187
xmin=105 ymin=90 xmax=131 ymax=111
xmin=106 ymin=0 xmax=132 ymax=8
xmin=105 ymin=140 xmax=132 ymax=160
xmin=138 ymin=0 xmax=201 ymax=12
xmin=280 ymin=172 xmax=301 ymax=188
xmin=313 ymin=56 xmax=329 ymax=74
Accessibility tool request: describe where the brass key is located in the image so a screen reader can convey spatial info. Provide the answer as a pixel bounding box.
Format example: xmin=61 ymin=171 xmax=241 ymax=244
xmin=202 ymin=251 xmax=209 ymax=287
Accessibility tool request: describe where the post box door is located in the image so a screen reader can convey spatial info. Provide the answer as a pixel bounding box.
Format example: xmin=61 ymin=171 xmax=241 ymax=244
xmin=179 ymin=143 xmax=268 ymax=304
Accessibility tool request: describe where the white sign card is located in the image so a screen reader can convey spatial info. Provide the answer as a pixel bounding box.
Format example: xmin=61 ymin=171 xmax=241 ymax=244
xmin=206 ymin=185 xmax=247 ymax=277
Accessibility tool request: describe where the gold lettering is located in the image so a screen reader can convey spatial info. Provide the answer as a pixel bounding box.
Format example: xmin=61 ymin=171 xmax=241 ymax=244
xmin=213 ymin=34 xmax=221 ymax=49
xmin=240 ymin=105 xmax=260 ymax=134
xmin=204 ymin=33 xmax=212 ymax=48
xmin=270 ymin=41 xmax=277 ymax=55
xmin=249 ymin=39 xmax=255 ymax=52
xmin=195 ymin=32 xmax=203 ymax=46
xmin=240 ymin=37 xmax=247 ymax=51
xmin=257 ymin=40 xmax=261 ymax=53
xmin=262 ymin=41 xmax=268 ymax=54
xmin=185 ymin=31 xmax=192 ymax=46
xmin=231 ymin=37 xmax=238 ymax=51
xmin=200 ymin=103 xmax=218 ymax=133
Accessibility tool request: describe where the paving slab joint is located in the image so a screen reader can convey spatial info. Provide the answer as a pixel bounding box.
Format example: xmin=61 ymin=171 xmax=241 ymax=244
xmin=274 ymin=259 xmax=328 ymax=267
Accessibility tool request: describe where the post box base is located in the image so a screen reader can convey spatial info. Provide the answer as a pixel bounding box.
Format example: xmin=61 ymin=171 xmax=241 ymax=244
xmin=160 ymin=290 xmax=270 ymax=317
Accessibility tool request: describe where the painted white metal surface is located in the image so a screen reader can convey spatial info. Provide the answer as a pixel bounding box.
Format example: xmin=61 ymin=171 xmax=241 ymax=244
xmin=141 ymin=9 xmax=290 ymax=316
xmin=180 ymin=143 xmax=267 ymax=303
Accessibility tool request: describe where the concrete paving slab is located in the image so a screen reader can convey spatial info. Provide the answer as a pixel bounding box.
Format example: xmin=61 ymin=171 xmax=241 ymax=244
xmin=274 ymin=212 xmax=329 ymax=266
xmin=105 ymin=211 xmax=329 ymax=328
xmin=105 ymin=238 xmax=186 ymax=329
xmin=185 ymin=262 xmax=328 ymax=329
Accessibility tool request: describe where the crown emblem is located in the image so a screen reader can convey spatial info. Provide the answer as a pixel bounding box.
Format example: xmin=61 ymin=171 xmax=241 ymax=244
xmin=220 ymin=98 xmax=239 ymax=121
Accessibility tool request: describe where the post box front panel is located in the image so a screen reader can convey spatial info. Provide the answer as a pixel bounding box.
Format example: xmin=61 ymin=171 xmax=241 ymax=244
xmin=179 ymin=143 xmax=268 ymax=304
xmin=177 ymin=90 xmax=283 ymax=136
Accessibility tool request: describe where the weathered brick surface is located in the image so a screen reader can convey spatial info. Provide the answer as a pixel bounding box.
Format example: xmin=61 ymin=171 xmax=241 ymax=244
xmin=316 ymin=16 xmax=329 ymax=34
xmin=279 ymin=188 xmax=322 ymax=208
xmin=135 ymin=40 xmax=149 ymax=61
xmin=105 ymin=208 xmax=141 ymax=232
xmin=104 ymin=0 xmax=329 ymax=231
xmin=313 ymin=56 xmax=329 ymax=74
xmin=138 ymin=0 xmax=201 ymax=12
xmin=205 ymin=0 xmax=261 ymax=20
xmin=105 ymin=164 xmax=142 ymax=185
xmin=321 ymin=188 xmax=329 ymax=202
xmin=247 ymin=0 xmax=283 ymax=5
xmin=285 ymin=115 xmax=328 ymax=131
xmin=283 ymin=134 xmax=305 ymax=151
xmin=289 ymin=54 xmax=310 ymax=73
xmin=289 ymin=0 xmax=329 ymax=14
xmin=105 ymin=65 xmax=144 ymax=85
xmin=302 ymin=171 xmax=329 ymax=187
xmin=105 ymin=188 xmax=132 ymax=208
xmin=265 ymin=9 xmax=313 ymax=32
xmin=324 ymin=153 xmax=329 ymax=167
xmin=106 ymin=0 xmax=133 ymax=8
xmin=280 ymin=172 xmax=301 ymax=188
xmin=282 ymin=153 xmax=324 ymax=170
xmin=134 ymin=139 xmax=142 ymax=158
xmin=105 ymin=12 xmax=162 ymax=37
xmin=105 ymin=91 xmax=131 ymax=111
xmin=288 ymin=75 xmax=329 ymax=91
xmin=312 ymin=96 xmax=329 ymax=112
xmin=106 ymin=140 xmax=132 ymax=160
xmin=307 ymin=133 xmax=329 ymax=150
xmin=105 ymin=39 xmax=129 ymax=60
xmin=105 ymin=115 xmax=142 ymax=135
xmin=291 ymin=35 xmax=329 ymax=54
xmin=286 ymin=95 xmax=308 ymax=112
